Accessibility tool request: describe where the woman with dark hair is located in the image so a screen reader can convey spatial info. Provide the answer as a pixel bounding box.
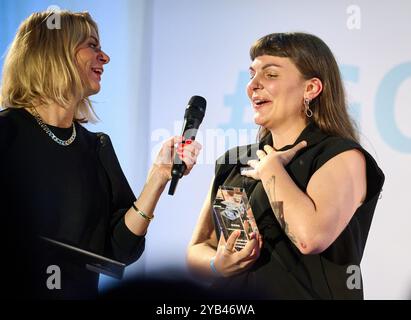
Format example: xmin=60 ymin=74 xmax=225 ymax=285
xmin=187 ymin=32 xmax=384 ymax=299
xmin=0 ymin=10 xmax=201 ymax=299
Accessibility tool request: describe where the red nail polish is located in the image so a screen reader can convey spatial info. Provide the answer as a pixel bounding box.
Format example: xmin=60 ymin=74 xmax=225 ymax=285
xmin=185 ymin=140 xmax=192 ymax=145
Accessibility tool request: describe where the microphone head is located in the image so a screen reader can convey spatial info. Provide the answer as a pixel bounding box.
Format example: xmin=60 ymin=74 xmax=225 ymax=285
xmin=185 ymin=95 xmax=206 ymax=121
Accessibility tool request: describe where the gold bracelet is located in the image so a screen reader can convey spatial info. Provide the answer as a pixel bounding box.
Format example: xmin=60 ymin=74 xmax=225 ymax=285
xmin=132 ymin=203 xmax=154 ymax=221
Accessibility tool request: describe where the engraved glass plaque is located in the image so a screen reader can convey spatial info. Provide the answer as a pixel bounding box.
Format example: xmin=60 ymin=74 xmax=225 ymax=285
xmin=212 ymin=186 xmax=258 ymax=251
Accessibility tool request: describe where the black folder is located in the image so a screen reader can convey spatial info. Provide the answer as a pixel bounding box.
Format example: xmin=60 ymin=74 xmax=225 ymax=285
xmin=40 ymin=236 xmax=126 ymax=279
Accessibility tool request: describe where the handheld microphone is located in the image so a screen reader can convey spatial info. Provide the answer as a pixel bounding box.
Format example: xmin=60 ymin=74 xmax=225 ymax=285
xmin=168 ymin=95 xmax=206 ymax=195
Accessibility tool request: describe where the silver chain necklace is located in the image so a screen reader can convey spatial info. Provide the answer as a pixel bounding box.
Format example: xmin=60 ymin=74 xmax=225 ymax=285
xmin=31 ymin=108 xmax=76 ymax=146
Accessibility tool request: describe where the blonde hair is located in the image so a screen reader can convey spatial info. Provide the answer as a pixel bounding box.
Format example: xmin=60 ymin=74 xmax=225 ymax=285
xmin=250 ymin=32 xmax=359 ymax=143
xmin=0 ymin=10 xmax=100 ymax=122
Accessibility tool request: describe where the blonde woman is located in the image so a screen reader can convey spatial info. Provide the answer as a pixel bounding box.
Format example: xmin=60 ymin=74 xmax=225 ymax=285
xmin=0 ymin=10 xmax=201 ymax=299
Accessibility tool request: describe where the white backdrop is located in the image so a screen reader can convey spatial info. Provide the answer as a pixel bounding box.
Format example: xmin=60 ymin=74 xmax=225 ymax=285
xmin=1 ymin=0 xmax=410 ymax=299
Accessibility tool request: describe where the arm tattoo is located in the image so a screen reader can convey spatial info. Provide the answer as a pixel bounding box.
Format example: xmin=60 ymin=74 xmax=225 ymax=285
xmin=265 ymin=176 xmax=298 ymax=246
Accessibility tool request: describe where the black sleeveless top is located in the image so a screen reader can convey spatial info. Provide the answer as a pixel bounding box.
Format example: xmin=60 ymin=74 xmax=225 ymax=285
xmin=211 ymin=123 xmax=385 ymax=299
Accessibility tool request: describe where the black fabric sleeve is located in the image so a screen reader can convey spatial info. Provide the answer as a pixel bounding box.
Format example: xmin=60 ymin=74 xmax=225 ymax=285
xmin=312 ymin=137 xmax=385 ymax=206
xmin=96 ymin=133 xmax=145 ymax=265
xmin=312 ymin=137 xmax=360 ymax=171
xmin=312 ymin=137 xmax=385 ymax=269
xmin=0 ymin=109 xmax=17 ymax=153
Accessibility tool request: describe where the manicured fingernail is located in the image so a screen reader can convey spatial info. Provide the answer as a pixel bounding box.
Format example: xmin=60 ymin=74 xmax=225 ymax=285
xmin=185 ymin=139 xmax=192 ymax=144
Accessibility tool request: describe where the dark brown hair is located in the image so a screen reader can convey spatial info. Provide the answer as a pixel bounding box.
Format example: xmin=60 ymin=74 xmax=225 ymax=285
xmin=250 ymin=32 xmax=358 ymax=142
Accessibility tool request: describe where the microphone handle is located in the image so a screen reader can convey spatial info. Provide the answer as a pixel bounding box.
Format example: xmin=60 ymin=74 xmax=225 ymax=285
xmin=171 ymin=154 xmax=187 ymax=179
xmin=168 ymin=156 xmax=186 ymax=195
xmin=168 ymin=132 xmax=196 ymax=195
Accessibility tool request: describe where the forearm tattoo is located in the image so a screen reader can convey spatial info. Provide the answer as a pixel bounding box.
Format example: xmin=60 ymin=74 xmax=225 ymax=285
xmin=265 ymin=176 xmax=298 ymax=246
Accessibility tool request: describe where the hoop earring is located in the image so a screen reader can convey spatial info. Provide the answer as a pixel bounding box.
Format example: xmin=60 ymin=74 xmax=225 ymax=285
xmin=304 ymin=98 xmax=313 ymax=118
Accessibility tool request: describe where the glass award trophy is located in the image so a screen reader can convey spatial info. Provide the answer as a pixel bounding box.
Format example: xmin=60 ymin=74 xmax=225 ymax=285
xmin=212 ymin=186 xmax=258 ymax=251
